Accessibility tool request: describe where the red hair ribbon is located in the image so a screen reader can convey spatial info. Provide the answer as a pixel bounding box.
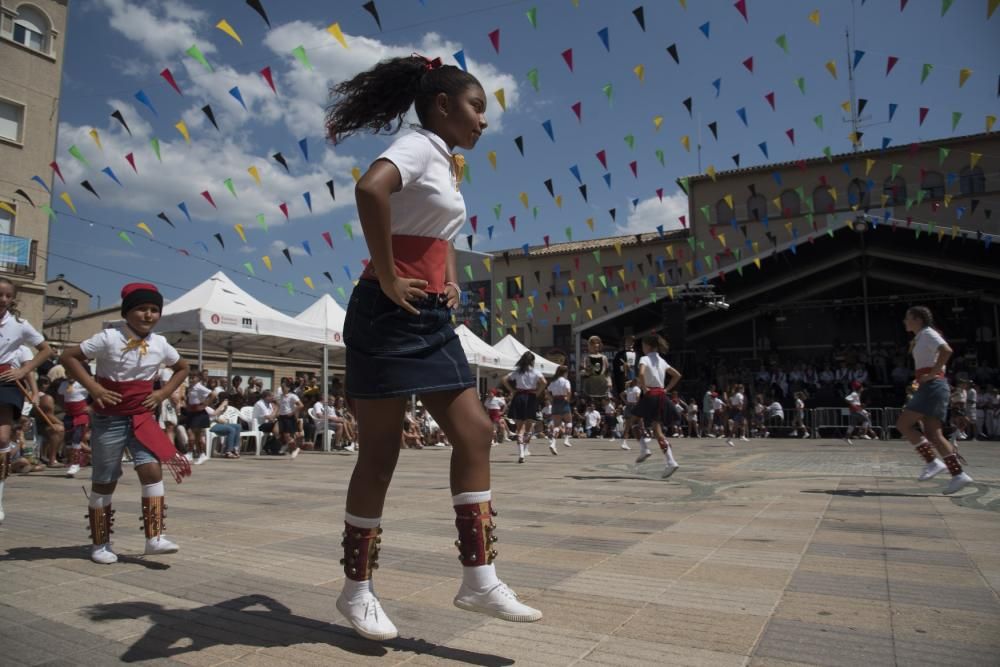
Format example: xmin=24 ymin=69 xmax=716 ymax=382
xmin=415 ymin=53 xmax=442 ymax=71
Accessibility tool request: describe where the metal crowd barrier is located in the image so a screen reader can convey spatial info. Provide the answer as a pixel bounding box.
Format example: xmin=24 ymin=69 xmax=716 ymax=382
xmin=809 ymin=407 xmax=888 ymax=440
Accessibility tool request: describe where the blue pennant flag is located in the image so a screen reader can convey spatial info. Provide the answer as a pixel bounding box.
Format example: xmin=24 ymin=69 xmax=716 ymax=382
xmin=229 ymin=86 xmax=247 ymax=110
xmin=101 ymin=166 xmax=123 ymax=186
xmin=453 ymin=49 xmax=467 ymax=71
xmin=178 ymin=201 xmax=192 ymax=223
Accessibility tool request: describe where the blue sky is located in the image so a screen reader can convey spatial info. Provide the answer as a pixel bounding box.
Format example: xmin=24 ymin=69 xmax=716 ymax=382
xmin=48 ymin=0 xmax=999 ymax=314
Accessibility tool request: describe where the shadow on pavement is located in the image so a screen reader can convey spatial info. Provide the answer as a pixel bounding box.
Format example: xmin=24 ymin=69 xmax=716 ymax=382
xmin=801 ymin=488 xmax=936 ymax=498
xmin=86 ymin=594 xmax=514 ymax=665
xmin=0 ymin=546 xmax=170 ymax=569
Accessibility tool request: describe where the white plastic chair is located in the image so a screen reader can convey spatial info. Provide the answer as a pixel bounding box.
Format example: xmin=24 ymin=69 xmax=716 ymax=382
xmin=209 ymin=406 xmax=243 ymax=456
xmin=238 ymin=405 xmax=264 ymax=456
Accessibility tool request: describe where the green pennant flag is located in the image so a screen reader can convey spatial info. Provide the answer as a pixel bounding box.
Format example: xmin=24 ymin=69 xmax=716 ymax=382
xmin=649 ymin=292 xmax=658 ymax=304
xmin=822 ymin=146 xmax=832 ymax=160
xmin=906 ymin=198 xmax=915 ymax=211
xmin=941 ymin=0 xmax=954 ymax=14
xmin=698 ymin=240 xmax=705 ymax=249
xmin=737 ymin=265 xmax=744 ymax=276
xmin=928 ymin=221 xmax=936 ymax=235
xmin=951 ymin=111 xmax=962 ymax=131
xmin=795 ymin=186 xmax=805 ymax=201
xmin=532 ymin=206 xmax=539 ymax=219
xmin=292 ymin=45 xmax=312 ymax=70
xmin=704 ymin=255 xmax=713 ymax=268
xmin=678 ymin=177 xmax=690 ymax=194
xmin=344 ymin=222 xmax=354 ymax=240
xmin=655 ymin=149 xmax=665 ymax=166
xmin=598 ymin=275 xmax=608 ymax=288
xmin=224 ymin=178 xmax=237 ymax=197
xmin=699 ymin=204 xmax=711 ymax=221
xmin=938 ymin=147 xmax=950 ymax=165
xmin=464 ymin=265 xmax=473 ymax=281
xmin=688 ymin=237 xmax=696 ymax=250
xmin=916 ymin=188 xmax=926 ymax=205
xmin=526 ymin=6 xmax=538 ymax=27
xmin=256 ymin=213 xmax=267 ymax=231
xmin=244 ymin=262 xmax=255 ymax=276
xmin=775 ymin=34 xmax=789 ymax=54
xmin=40 ymin=204 xmax=56 ymax=219
xmin=624 ymin=134 xmax=635 ymax=149
xmin=285 ymin=282 xmax=295 ymax=295
xmin=118 ymin=231 xmax=133 ymax=246
xmin=68 ymin=145 xmax=90 ymax=168
xmin=827 ymin=228 xmax=835 ymax=238
xmin=150 ymin=137 xmax=161 ymax=162
xmin=337 ymin=286 xmax=347 ymax=300
xmin=602 ymin=83 xmax=613 ymax=106
xmin=920 ymin=63 xmax=933 ymax=83
xmin=493 ymin=203 xmax=502 ymax=220
xmin=813 ymin=114 xmax=824 ymax=130
xmin=592 ymin=249 xmax=601 ymax=263
xmin=891 ymin=163 xmax=903 ymax=179
xmin=611 ymin=286 xmax=619 ymax=297
xmin=185 ymin=44 xmax=212 ymax=72
xmin=806 ymin=213 xmax=815 ymax=225
xmin=805 ymin=197 xmax=814 ymax=213
xmin=570 ymin=313 xmax=577 ymax=323
xmin=795 ymin=76 xmax=806 ymax=94
xmin=527 ymin=68 xmax=539 ymax=91
xmin=463 ymin=162 xmax=471 ymax=183
xmin=565 ymin=226 xmax=572 ymax=241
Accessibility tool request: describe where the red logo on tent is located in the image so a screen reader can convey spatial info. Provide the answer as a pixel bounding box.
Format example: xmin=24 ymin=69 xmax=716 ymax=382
xmin=210 ymin=314 xmax=220 ymax=324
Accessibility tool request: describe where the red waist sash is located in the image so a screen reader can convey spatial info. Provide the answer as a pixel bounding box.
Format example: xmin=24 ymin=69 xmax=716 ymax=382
xmin=645 ymin=387 xmax=668 ymax=413
xmin=64 ymin=400 xmax=90 ymax=428
xmin=95 ymin=377 xmax=191 ymax=483
xmin=915 ymin=367 xmax=945 ymax=384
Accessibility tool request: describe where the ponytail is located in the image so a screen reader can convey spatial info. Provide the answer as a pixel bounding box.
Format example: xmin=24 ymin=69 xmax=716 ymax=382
xmin=326 ymin=55 xmax=481 ymax=144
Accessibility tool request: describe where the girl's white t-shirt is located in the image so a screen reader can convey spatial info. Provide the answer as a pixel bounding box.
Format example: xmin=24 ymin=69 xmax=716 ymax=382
xmin=625 ymin=386 xmax=641 ymax=404
xmin=549 ymin=377 xmax=571 ymax=397
xmin=638 ymin=352 xmax=669 ymax=388
xmin=912 ymin=327 xmax=947 ymax=371
xmin=508 ymin=368 xmax=543 ymax=391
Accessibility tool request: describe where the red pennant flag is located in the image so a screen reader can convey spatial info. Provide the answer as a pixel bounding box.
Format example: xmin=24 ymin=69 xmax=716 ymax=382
xmin=322 ymin=231 xmax=333 ymax=248
xmin=260 ymin=66 xmax=277 ymax=94
xmin=571 ymin=101 xmax=582 ymax=121
xmin=200 ymin=190 xmax=217 ymax=208
xmin=765 ymin=91 xmax=775 ymax=109
xmin=900 ymin=0 xmax=908 ymax=9
xmin=488 ymin=28 xmax=500 ymax=53
xmin=734 ymin=0 xmax=748 ymax=21
xmin=786 ymin=128 xmax=796 ymax=144
xmin=679 ymin=215 xmax=686 ymax=227
xmin=886 ymin=55 xmax=898 ymax=76
xmin=656 ymin=188 xmax=664 ymax=201
xmin=509 ymin=215 xmax=516 ymax=231
xmin=795 ymin=159 xmax=807 ymax=171
xmin=742 ymin=56 xmax=754 ymax=72
xmin=279 ymin=202 xmax=289 ymax=219
xmin=629 ymin=160 xmax=638 ymax=178
xmin=819 ymin=175 xmax=828 ymax=186
xmin=544 ymin=235 xmax=550 ymax=248
xmin=918 ymin=107 xmax=929 ymax=125
xmin=470 ymin=215 xmax=478 ymax=233
xmin=125 ymin=153 xmax=137 ymax=172
xmin=562 ymin=48 xmax=574 ymax=71
xmin=160 ymin=68 xmax=182 ymax=95
xmin=574 ymin=256 xmax=580 ymax=270
xmin=596 ymin=149 xmax=607 ymax=169
xmin=49 ymin=161 xmax=64 ymax=184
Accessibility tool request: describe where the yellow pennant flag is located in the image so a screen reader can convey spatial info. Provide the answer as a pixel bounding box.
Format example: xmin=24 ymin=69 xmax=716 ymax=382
xmin=248 ymin=165 xmax=261 ymax=185
xmin=880 ymin=193 xmax=889 ymax=207
xmin=216 ymin=19 xmax=243 ymax=45
xmin=951 ymin=224 xmax=959 ymax=239
xmin=849 ymin=132 xmax=861 ymax=146
xmin=511 ymin=324 xmax=517 ymax=335
xmin=653 ymin=115 xmax=664 ymax=131
xmin=987 ymin=115 xmax=997 ymax=132
xmin=840 ymin=100 xmax=851 ymax=113
xmin=717 ymin=233 xmax=726 ymax=247
xmin=0 ymin=202 xmax=16 ymax=216
xmin=478 ymin=302 xmax=486 ymax=312
xmin=510 ymin=310 xmax=518 ymax=320
xmin=772 ymin=196 xmax=782 ymax=210
xmin=667 ymin=286 xmax=674 ymax=300
xmin=865 ymin=158 xmax=876 ymax=175
xmin=633 ymin=64 xmax=645 ymax=82
xmin=528 ymin=295 xmax=535 ymax=307
xmin=586 ymin=309 xmax=593 ymax=320
xmin=970 ymin=152 xmax=982 ymax=168
xmin=958 ymin=68 xmax=972 ymax=87
xmin=685 ymin=261 xmax=694 ymax=275
xmin=483 ymin=257 xmax=492 ymax=272
xmin=706 ymin=165 xmax=716 ymax=181
xmin=614 ymin=242 xmax=622 ymax=256
xmin=59 ymin=191 xmax=76 ymax=214
xmin=808 ymin=9 xmax=820 ymax=25
xmin=753 ymin=257 xmax=761 ymax=269
xmin=723 ymin=194 xmax=733 ymax=209
xmin=304 ymin=276 xmax=315 ymax=290
xmin=262 ymin=256 xmax=272 ymax=271
xmin=89 ymin=128 xmax=103 ymax=151
xmin=514 ymin=276 xmax=522 ymax=290
xmin=488 ymin=151 xmax=497 ymax=169
xmin=618 ymin=268 xmax=625 ymax=282
xmin=666 ymin=245 xmax=674 ymax=258
xmin=494 ymin=88 xmax=506 ymax=111
xmin=943 ymin=194 xmax=952 ymax=207
xmin=568 ymin=279 xmax=576 ymax=293
xmin=658 ymin=272 xmax=666 ymax=284
xmin=825 ymin=61 xmax=838 ymax=79
xmin=829 ymin=187 xmax=838 ymax=203
xmin=351 ymin=166 xmax=362 ymax=183
xmin=681 ymin=135 xmax=690 ymax=152
xmin=752 ymin=241 xmax=760 ymax=253
xmin=175 ymin=120 xmax=191 ymax=144
xmin=555 ymin=195 xmax=563 ymax=208
xmin=784 ymin=222 xmax=793 ymax=234
xmin=136 ymin=222 xmax=153 ymax=237
xmin=234 ymin=223 xmax=247 ymax=243
xmin=586 ymin=217 xmax=594 ymax=231
xmin=519 ymin=192 xmax=529 ymax=209
xmin=327 ymin=22 xmax=348 ymax=48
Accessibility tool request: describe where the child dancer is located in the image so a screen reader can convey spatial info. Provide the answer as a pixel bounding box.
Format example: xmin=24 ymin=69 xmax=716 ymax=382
xmin=621 ymin=379 xmax=642 ymax=450
xmin=0 ymin=278 xmax=53 ymax=523
xmin=327 ymin=54 xmax=541 ymax=640
xmin=184 ymin=371 xmax=211 ymax=464
xmin=633 ymin=335 xmax=682 ymax=478
xmin=894 ymin=306 xmax=973 ymax=495
xmin=60 ymin=283 xmax=190 ymax=563
xmin=503 ymin=352 xmax=547 ymax=461
xmin=548 ymin=365 xmax=574 ymax=449
xmin=58 ymin=373 xmax=90 ymax=477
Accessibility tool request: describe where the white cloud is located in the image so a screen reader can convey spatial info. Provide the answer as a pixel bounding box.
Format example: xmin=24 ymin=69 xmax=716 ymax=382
xmin=617 ymin=190 xmax=690 ymax=235
xmin=98 ymin=0 xmax=213 ymax=63
xmin=270 ymin=239 xmax=306 ymax=256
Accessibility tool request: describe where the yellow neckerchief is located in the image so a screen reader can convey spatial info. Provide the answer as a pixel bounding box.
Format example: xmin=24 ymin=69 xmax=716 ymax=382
xmin=451 ymin=153 xmax=465 ymax=189
xmin=123 ymin=326 xmax=150 ymax=357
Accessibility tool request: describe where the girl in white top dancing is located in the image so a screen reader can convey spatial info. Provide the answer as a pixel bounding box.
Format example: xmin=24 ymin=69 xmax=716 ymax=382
xmin=633 ymin=335 xmax=682 ymax=479
xmin=503 ymin=352 xmax=547 ymax=462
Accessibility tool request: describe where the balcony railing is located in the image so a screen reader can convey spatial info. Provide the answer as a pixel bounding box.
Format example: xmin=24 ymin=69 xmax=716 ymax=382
xmin=0 ymin=233 xmax=37 ymax=279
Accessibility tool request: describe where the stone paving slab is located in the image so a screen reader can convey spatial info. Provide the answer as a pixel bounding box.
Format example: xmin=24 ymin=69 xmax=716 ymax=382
xmin=1 ymin=436 xmax=998 ymax=666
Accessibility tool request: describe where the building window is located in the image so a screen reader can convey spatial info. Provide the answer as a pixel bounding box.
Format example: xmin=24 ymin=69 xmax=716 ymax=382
xmin=715 ymin=198 xmax=734 ymax=224
xmin=505 ymin=275 xmax=524 ymax=299
xmin=883 ymin=176 xmax=907 ymax=206
xmin=0 ymin=100 xmax=25 ymax=143
xmin=779 ymin=189 xmax=800 ymax=217
xmin=0 ymin=203 xmax=12 ymax=235
xmin=746 ymin=193 xmax=767 ymax=221
xmin=959 ymin=166 xmax=985 ymax=195
xmin=920 ymin=171 xmax=945 ymax=201
xmin=848 ymin=179 xmax=871 ymax=209
xmin=552 ymin=324 xmax=572 ymax=350
xmin=551 ymin=270 xmax=570 ymax=297
xmin=812 ymin=186 xmax=835 ymax=213
xmin=12 ymin=5 xmax=50 ymax=53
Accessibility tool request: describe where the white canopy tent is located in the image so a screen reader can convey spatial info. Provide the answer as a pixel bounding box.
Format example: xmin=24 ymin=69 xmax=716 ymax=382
xmin=454 ymin=324 xmax=519 ymax=373
xmin=295 ymin=294 xmax=349 ymax=449
xmin=493 ymin=334 xmax=560 ymax=376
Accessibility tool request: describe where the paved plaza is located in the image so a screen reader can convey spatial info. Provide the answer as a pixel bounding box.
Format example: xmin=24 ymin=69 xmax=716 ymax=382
xmin=1 ymin=436 xmax=999 ymax=666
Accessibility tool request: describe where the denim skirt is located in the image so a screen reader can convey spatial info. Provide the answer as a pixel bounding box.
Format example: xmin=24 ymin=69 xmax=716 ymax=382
xmin=905 ymin=378 xmax=949 ymax=421
xmin=345 ymin=280 xmax=474 ymax=399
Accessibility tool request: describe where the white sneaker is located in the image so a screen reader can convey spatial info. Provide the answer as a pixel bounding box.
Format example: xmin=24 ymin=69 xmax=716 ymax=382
xmin=548 ymin=442 xmax=558 ymax=456
xmin=803 ymin=432 xmax=811 ymax=439
xmin=861 ymin=434 xmax=872 ymax=440
xmin=635 ymin=450 xmax=651 ymax=464
xmin=336 ymin=591 xmax=398 ymax=640
xmin=662 ymin=463 xmax=680 ymax=479
xmin=740 ymin=436 xmax=749 ymax=442
xmin=620 ymin=441 xmax=630 ymax=450
xmin=66 ymin=463 xmax=81 ymax=477
xmin=918 ymin=459 xmax=947 ymax=482
xmin=184 ymin=452 xmax=195 ymax=462
xmin=726 ymin=439 xmax=735 ymax=447
xmin=344 ymin=443 xmax=357 ymax=452
xmin=563 ymin=439 xmax=572 ymax=447
xmin=454 ymin=581 xmax=542 ymax=622
xmin=763 ymin=431 xmax=770 ymax=439
xmin=194 ymin=453 xmax=209 ymax=465
xmin=524 ymin=449 xmax=531 ymax=457
xmin=145 ymin=535 xmax=179 ymax=555
xmin=943 ymin=472 xmax=973 ymax=495
xmin=91 ymin=543 xmax=118 ymax=565
xmin=290 ymin=447 xmax=301 ymax=459
xmin=844 ymin=438 xmax=854 ymax=446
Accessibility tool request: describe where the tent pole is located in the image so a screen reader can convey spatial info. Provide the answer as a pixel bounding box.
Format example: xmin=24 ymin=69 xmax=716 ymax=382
xmin=197 ymin=326 xmax=204 ymax=371
xmin=225 ymin=349 xmax=233 ymax=385
xmin=322 ymin=343 xmax=330 ymax=452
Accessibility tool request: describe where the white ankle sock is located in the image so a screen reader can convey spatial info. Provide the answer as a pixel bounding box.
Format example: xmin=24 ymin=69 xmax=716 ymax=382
xmin=141 ymin=481 xmax=165 ymax=498
xmin=518 ymin=443 xmax=525 ymax=457
xmin=342 ymin=577 xmax=374 ymax=604
xmin=664 ymin=446 xmax=677 ymax=466
xmin=89 ymin=492 xmax=113 ymax=509
xmin=345 ymin=512 xmax=381 ymax=529
xmin=452 ymin=489 xmax=491 ymax=505
xmin=462 ymin=562 xmax=500 ymax=591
